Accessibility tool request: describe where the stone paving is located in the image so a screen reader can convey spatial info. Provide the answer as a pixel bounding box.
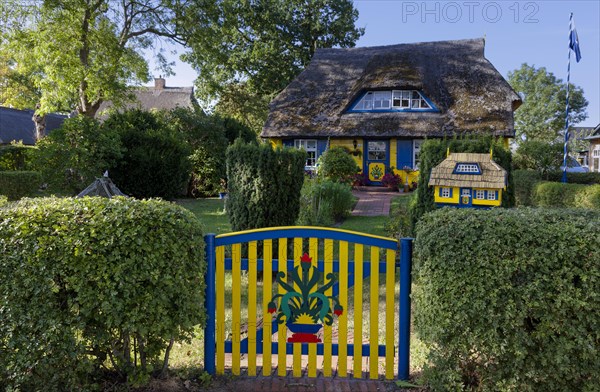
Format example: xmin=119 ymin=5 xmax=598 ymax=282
xmin=351 ymin=188 xmax=410 ymax=217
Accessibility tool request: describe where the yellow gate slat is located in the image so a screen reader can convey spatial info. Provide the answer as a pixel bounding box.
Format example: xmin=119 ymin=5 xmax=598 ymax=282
xmin=277 ymin=238 xmax=287 ymax=376
xmin=323 ymin=239 xmax=333 ymax=377
xmin=232 ymin=243 xmax=241 ymax=375
xmin=353 ymin=243 xmax=363 ymax=378
xmin=293 ymin=237 xmax=303 ymax=377
xmin=216 ymin=245 xmax=225 ymax=374
xmin=262 ymin=240 xmax=273 ymax=376
xmin=248 ymin=241 xmax=257 ymax=376
xmin=369 ymin=246 xmax=379 ymax=379
xmin=308 ymin=237 xmax=318 ymax=377
xmin=338 ymin=241 xmax=349 ymax=377
xmin=385 ymin=248 xmax=396 ymax=379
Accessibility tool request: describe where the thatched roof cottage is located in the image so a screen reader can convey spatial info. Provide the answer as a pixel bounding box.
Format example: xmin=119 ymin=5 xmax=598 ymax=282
xmin=261 ymin=38 xmax=521 ymax=185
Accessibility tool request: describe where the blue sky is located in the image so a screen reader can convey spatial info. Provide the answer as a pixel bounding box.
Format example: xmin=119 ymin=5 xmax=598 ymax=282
xmin=150 ymin=0 xmax=600 ymax=127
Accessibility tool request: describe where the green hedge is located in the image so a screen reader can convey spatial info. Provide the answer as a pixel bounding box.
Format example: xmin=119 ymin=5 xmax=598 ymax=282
xmin=226 ymin=140 xmax=306 ymax=231
xmin=0 ymin=171 xmax=41 ymax=200
xmin=0 ymin=197 xmax=206 ymax=390
xmin=414 ymin=208 xmax=600 ymax=391
xmin=0 ymin=144 xmax=37 ymax=171
xmin=533 ymin=182 xmax=600 ymax=210
xmin=513 ymin=169 xmax=542 ymax=206
xmin=317 ymin=147 xmax=359 ymax=184
xmin=544 ymin=171 xmax=600 ymax=184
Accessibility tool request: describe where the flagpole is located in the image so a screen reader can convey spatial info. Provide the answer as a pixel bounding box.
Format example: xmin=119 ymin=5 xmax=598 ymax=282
xmin=562 ymin=13 xmax=573 ymax=183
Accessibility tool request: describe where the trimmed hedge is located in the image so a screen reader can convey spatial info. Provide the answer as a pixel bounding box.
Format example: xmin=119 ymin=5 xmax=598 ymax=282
xmin=513 ymin=169 xmax=542 ymax=206
xmin=226 ymin=140 xmax=305 ymax=231
xmin=0 ymin=197 xmax=206 ymax=390
xmin=544 ymin=171 xmax=600 ymax=185
xmin=414 ymin=208 xmax=600 ymax=391
xmin=0 ymin=144 xmax=37 ymax=171
xmin=533 ymin=182 xmax=600 ymax=210
xmin=0 ymin=171 xmax=41 ymax=200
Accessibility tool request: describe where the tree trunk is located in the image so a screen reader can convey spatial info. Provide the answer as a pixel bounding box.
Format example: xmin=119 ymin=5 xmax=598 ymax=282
xmin=32 ymin=104 xmax=46 ymax=142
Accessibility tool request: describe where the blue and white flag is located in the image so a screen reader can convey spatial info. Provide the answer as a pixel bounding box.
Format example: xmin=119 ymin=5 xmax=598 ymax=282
xmin=569 ymin=16 xmax=582 ymax=62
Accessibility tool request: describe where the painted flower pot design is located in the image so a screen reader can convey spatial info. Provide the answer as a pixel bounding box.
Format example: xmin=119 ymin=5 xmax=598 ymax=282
xmin=268 ymin=253 xmax=343 ymax=343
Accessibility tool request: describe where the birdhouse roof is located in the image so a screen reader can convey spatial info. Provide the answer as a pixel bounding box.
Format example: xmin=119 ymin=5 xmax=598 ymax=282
xmin=428 ymin=152 xmax=507 ymax=189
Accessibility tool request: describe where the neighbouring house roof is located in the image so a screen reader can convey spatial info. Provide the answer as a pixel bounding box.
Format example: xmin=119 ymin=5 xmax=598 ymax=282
xmin=584 ymin=123 xmax=600 ymax=140
xmin=0 ymin=106 xmax=66 ymax=145
xmin=262 ymin=38 xmax=521 ymax=139
xmin=96 ymin=77 xmax=196 ymax=118
xmin=428 ymin=152 xmax=507 ymax=189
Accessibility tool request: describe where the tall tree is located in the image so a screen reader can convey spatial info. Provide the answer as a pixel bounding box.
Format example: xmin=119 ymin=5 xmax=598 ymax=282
xmin=508 ymin=63 xmax=588 ymax=144
xmin=0 ymin=0 xmax=189 ymax=138
xmin=181 ymin=0 xmax=364 ymax=132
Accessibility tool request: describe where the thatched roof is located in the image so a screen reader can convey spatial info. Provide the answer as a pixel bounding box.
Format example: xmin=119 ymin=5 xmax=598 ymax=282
xmin=96 ymin=78 xmax=196 ymax=118
xmin=262 ymin=38 xmax=521 ymax=139
xmin=428 ymin=153 xmax=507 ymax=189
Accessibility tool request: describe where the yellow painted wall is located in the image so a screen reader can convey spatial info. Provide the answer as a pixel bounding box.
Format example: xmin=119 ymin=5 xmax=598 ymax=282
xmin=269 ymin=138 xmax=283 ymax=148
xmin=329 ymin=138 xmax=363 ymax=169
xmin=433 ymin=186 xmax=460 ymax=204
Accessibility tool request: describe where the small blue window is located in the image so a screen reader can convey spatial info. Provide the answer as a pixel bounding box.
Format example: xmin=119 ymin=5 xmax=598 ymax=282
xmin=453 ymin=163 xmax=481 ymax=175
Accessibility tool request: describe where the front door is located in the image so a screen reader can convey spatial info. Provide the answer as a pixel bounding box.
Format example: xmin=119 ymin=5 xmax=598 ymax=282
xmin=460 ymin=188 xmax=472 ymax=207
xmin=364 ymin=140 xmax=389 ymax=185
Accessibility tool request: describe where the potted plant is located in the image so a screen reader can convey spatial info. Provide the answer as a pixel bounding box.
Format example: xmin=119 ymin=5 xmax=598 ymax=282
xmin=218 ymin=178 xmax=228 ymax=199
xmin=402 ymin=166 xmax=415 ymax=192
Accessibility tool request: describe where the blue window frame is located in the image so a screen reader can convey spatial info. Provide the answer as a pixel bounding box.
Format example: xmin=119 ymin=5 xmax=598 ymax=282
xmin=453 ymin=163 xmax=482 ymax=175
xmin=349 ymin=90 xmax=438 ymax=113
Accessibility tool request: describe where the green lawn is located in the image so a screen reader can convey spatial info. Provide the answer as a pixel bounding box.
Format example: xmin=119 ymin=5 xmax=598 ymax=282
xmin=176 ymin=198 xmax=231 ymax=235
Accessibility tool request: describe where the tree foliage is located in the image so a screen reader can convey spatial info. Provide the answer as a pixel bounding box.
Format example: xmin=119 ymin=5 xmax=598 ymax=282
xmin=0 ymin=0 xmax=188 ymax=120
xmin=508 ymin=63 xmax=588 ymax=143
xmin=513 ymin=140 xmax=563 ymax=175
xmin=182 ymin=0 xmax=364 ymax=131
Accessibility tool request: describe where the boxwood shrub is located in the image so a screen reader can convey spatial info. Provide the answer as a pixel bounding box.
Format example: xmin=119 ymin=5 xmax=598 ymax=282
xmin=0 ymin=143 xmax=37 ymax=171
xmin=0 ymin=171 xmax=42 ymax=200
xmin=513 ymin=169 xmax=542 ymax=206
xmin=414 ymin=208 xmax=600 ymax=391
xmin=533 ymin=182 xmax=600 ymax=210
xmin=0 ymin=197 xmax=206 ymax=390
xmin=544 ymin=171 xmax=600 ymax=185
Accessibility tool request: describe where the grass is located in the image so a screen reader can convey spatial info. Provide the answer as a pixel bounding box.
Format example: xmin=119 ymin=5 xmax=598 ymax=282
xmin=176 ymin=198 xmax=231 ymax=234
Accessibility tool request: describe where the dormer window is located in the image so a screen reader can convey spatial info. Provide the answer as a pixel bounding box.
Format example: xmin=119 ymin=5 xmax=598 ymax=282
xmin=351 ymin=90 xmax=435 ymax=112
xmin=453 ymin=163 xmax=482 ymax=174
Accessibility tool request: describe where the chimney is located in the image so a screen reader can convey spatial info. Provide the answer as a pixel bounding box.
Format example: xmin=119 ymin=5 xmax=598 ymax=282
xmin=154 ymin=76 xmax=166 ymax=90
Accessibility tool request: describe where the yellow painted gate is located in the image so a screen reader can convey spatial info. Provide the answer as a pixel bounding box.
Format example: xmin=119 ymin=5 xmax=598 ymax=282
xmin=203 ymin=226 xmax=412 ymax=380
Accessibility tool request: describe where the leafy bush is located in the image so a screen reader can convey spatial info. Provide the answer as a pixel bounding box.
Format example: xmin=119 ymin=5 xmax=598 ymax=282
xmin=0 ymin=195 xmax=7 ymax=207
xmin=106 ymin=109 xmax=191 ymax=199
xmin=0 ymin=171 xmax=41 ymax=200
xmin=164 ymin=108 xmax=229 ymax=197
xmin=513 ymin=140 xmax=563 ymax=174
xmin=513 ymin=169 xmax=542 ymax=206
xmin=33 ymin=115 xmax=123 ymax=194
xmin=544 ymin=171 xmax=600 ymax=184
xmin=0 ymin=197 xmax=206 ymax=390
xmin=226 ymin=140 xmax=305 ymax=231
xmin=222 ymin=116 xmax=257 ymax=144
xmin=317 ymin=147 xmax=359 ymax=184
xmin=385 ymin=195 xmax=415 ymax=238
xmin=0 ymin=143 xmax=37 ymax=171
xmin=381 ymin=171 xmax=401 ymax=190
xmin=414 ymin=208 xmax=600 ymax=391
xmin=412 ymin=137 xmax=513 ymax=227
xmin=533 ymin=182 xmax=600 ymax=210
xmin=297 ymin=178 xmax=355 ymax=226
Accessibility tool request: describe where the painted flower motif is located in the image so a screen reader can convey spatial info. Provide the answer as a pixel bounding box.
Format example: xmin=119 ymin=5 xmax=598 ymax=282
xmin=267 ymin=301 xmax=277 ymax=314
xmin=334 ymin=305 xmax=343 ymax=317
xmin=300 ymin=252 xmax=312 ymax=263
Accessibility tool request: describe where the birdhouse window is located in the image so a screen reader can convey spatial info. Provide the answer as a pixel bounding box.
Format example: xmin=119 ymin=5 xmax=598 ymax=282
xmin=453 ymin=163 xmax=481 ymax=174
xmin=487 ymin=191 xmax=497 ymax=201
xmin=294 ymin=139 xmax=318 ymax=169
xmin=475 ymin=190 xmax=486 ymax=199
xmin=440 ymin=187 xmax=451 ymax=198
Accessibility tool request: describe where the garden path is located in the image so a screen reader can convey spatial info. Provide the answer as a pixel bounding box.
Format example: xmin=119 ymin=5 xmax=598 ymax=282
xmin=351 ymin=189 xmax=409 ymax=217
